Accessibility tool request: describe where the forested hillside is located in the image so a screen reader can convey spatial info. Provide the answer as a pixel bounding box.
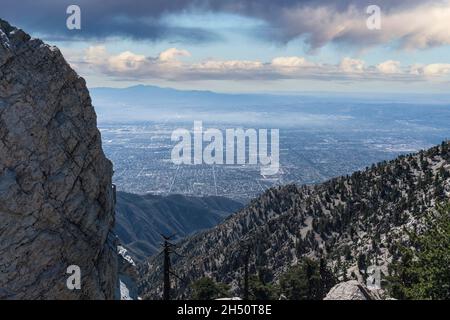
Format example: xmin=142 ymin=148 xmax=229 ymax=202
xmin=115 ymin=192 xmax=242 ymax=261
xmin=139 ymin=142 xmax=450 ymax=299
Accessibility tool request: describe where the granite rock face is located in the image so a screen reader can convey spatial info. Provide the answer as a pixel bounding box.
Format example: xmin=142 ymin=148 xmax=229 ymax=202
xmin=0 ymin=19 xmax=117 ymax=299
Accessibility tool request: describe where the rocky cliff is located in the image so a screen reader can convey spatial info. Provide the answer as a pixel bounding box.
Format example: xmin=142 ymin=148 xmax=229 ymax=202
xmin=0 ymin=19 xmax=117 ymax=299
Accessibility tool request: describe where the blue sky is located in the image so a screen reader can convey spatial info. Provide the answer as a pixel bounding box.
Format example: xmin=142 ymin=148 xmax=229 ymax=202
xmin=2 ymin=0 xmax=450 ymax=93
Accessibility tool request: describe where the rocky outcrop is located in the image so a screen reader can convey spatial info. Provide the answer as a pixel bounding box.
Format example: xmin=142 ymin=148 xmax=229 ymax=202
xmin=323 ymin=280 xmax=391 ymax=300
xmin=324 ymin=281 xmax=376 ymax=300
xmin=0 ymin=19 xmax=117 ymax=299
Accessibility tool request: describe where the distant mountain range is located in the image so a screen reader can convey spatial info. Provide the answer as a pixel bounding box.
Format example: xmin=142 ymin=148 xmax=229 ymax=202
xmin=114 ymin=192 xmax=243 ymax=261
xmin=91 ymin=85 xmax=450 ymax=130
xmin=139 ymin=141 xmax=450 ymax=299
xmin=91 ymin=85 xmax=300 ymax=108
xmin=91 ymin=85 xmax=450 ymax=109
xmin=90 ymin=85 xmax=308 ymax=124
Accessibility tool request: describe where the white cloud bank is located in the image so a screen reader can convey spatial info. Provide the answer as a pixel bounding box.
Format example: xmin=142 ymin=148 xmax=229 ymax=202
xmin=81 ymin=46 xmax=450 ymax=83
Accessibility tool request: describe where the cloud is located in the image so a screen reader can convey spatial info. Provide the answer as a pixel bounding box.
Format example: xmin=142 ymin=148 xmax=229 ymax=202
xmin=80 ymin=46 xmax=450 ymax=83
xmin=85 ymin=46 xmax=109 ymax=65
xmin=158 ymin=48 xmax=191 ymax=62
xmin=3 ymin=0 xmax=450 ymax=50
xmin=195 ymin=60 xmax=263 ymax=70
xmin=271 ymin=57 xmax=314 ymax=68
xmin=0 ymin=0 xmax=219 ymax=43
xmin=85 ymin=46 xmax=146 ymax=72
xmin=377 ymin=60 xmax=401 ymax=74
xmin=251 ymin=0 xmax=450 ymax=50
xmin=411 ymin=63 xmax=450 ymax=76
xmin=340 ymin=58 xmax=365 ymax=73
xmin=108 ymin=51 xmax=147 ymax=72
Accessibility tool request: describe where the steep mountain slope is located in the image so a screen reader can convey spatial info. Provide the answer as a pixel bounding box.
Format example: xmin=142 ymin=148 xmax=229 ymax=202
xmin=140 ymin=142 xmax=450 ymax=299
xmin=0 ymin=19 xmax=117 ymax=299
xmin=115 ymin=192 xmax=243 ymax=261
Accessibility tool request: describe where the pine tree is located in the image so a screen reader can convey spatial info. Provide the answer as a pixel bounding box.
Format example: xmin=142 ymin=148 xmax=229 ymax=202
xmin=278 ymin=258 xmax=335 ymax=300
xmin=387 ymin=203 xmax=450 ymax=300
xmin=190 ymin=277 xmax=230 ymax=300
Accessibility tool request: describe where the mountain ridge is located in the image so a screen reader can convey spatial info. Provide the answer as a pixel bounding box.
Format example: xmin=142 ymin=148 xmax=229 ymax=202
xmin=115 ymin=192 xmax=243 ymax=261
xmin=139 ymin=141 xmax=450 ymax=299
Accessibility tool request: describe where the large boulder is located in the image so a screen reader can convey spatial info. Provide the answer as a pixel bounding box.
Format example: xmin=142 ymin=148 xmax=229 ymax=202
xmin=0 ymin=19 xmax=117 ymax=299
xmin=324 ymin=280 xmax=382 ymax=300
